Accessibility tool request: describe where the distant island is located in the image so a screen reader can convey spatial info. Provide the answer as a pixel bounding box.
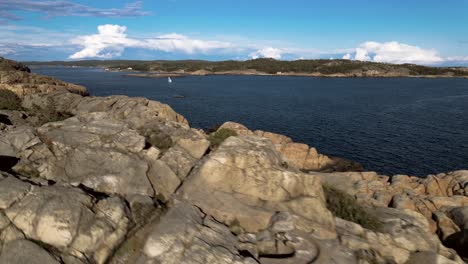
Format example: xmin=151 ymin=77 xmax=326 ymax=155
xmin=26 ymin=58 xmax=468 ymax=78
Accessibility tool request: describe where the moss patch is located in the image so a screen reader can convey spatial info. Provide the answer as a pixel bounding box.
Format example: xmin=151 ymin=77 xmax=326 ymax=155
xmin=0 ymin=89 xmax=23 ymax=110
xmin=31 ymin=105 xmax=73 ymax=126
xmin=208 ymin=128 xmax=237 ymax=149
xmin=323 ymin=184 xmax=382 ymax=231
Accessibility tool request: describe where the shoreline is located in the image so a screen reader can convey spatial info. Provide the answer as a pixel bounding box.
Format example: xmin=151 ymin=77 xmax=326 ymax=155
xmin=124 ymin=70 xmax=468 ymax=79
xmin=29 ymin=65 xmax=468 ymax=79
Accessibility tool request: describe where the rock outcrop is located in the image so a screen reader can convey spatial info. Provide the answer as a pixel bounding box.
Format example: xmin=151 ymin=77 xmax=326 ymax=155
xmin=0 ymin=61 xmax=467 ymax=263
xmin=219 ymin=121 xmax=363 ymax=172
xmin=0 ymin=57 xmax=88 ymax=97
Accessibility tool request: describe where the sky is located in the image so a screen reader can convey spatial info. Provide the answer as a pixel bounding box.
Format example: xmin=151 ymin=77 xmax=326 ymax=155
xmin=0 ymin=0 xmax=468 ymax=65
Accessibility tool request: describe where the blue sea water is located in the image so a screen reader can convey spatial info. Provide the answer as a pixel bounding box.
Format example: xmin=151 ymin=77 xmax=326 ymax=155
xmin=32 ymin=66 xmax=468 ymax=177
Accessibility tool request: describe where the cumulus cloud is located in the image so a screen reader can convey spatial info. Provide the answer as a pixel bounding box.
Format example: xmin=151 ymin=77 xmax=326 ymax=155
xmin=342 ymin=41 xmax=444 ymax=64
xmin=446 ymin=56 xmax=468 ymax=62
xmin=0 ymin=0 xmax=150 ymax=20
xmin=0 ymin=44 xmax=15 ymax=56
xmin=249 ymin=47 xmax=283 ymax=59
xmin=69 ymin=24 xmax=234 ymax=59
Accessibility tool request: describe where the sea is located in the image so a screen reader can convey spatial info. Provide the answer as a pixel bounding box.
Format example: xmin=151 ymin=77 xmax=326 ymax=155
xmin=32 ymin=66 xmax=468 ymax=177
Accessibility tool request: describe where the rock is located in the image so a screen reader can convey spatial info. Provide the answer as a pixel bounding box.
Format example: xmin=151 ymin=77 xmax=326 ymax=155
xmin=253 ymin=130 xmax=293 ymax=145
xmin=126 ymin=194 xmax=156 ymax=226
xmin=160 ymin=146 xmax=198 ymax=181
xmin=448 ymin=206 xmax=468 ymax=229
xmin=13 ymin=112 xmax=154 ymax=197
xmin=0 ymin=176 xmax=31 ymax=209
xmin=142 ymin=201 xmax=254 ymax=264
xmin=0 ymin=57 xmax=30 ymax=72
xmin=0 ymin=63 xmax=88 ymax=96
xmin=0 ymin=126 xmax=38 ymax=157
xmin=406 ymin=251 xmax=460 ymax=264
xmin=434 ymin=211 xmax=461 ymax=241
xmin=219 ymin=122 xmax=254 ymax=136
xmin=0 ymin=239 xmax=60 ymax=264
xmin=443 ymin=207 xmax=468 ymax=259
xmin=280 ymin=142 xmax=309 ymax=169
xmin=22 ymin=91 xmax=188 ymax=126
xmin=2 ymin=57 xmax=468 ymax=263
xmin=336 ymin=207 xmax=462 ymax=264
xmin=140 ymin=119 xmax=207 ymax=156
xmin=257 ymin=240 xmax=294 ymax=257
xmin=391 ymin=194 xmax=417 ymax=211
xmin=270 ymin=212 xmax=295 ymax=233
xmin=179 ymin=135 xmax=334 ymax=235
xmin=147 ymin=159 xmax=181 ymax=202
xmin=3 ymin=184 xmax=129 ymax=263
xmin=218 ymin=122 xmax=362 ymax=172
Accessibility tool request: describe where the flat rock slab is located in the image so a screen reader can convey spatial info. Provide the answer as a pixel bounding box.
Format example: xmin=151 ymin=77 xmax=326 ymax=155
xmin=0 ymin=239 xmax=60 ymax=264
xmin=13 ymin=112 xmax=154 ymax=197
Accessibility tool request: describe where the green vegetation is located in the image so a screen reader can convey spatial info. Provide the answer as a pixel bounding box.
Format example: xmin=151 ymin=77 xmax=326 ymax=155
xmin=0 ymin=90 xmax=72 ymax=125
xmin=146 ymin=132 xmax=173 ymax=151
xmin=208 ymin=128 xmax=238 ymax=149
xmin=25 ymin=58 xmax=468 ymax=77
xmin=0 ymin=57 xmax=30 ymax=72
xmin=0 ymin=89 xmax=23 ymax=110
xmin=30 ymin=104 xmax=73 ymax=126
xmin=323 ymin=184 xmax=382 ymax=231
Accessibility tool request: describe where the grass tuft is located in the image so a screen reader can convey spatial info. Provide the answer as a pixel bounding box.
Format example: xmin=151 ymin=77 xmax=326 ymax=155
xmin=0 ymin=89 xmax=23 ymax=110
xmin=208 ymin=128 xmax=237 ymax=149
xmin=323 ymin=184 xmax=382 ymax=231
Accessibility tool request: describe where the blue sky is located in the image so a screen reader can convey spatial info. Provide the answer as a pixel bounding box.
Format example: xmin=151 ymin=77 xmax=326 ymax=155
xmin=1 ymin=0 xmax=468 ymax=65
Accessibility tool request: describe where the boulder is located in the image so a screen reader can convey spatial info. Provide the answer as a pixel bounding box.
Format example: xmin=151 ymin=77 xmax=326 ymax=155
xmin=22 ymin=91 xmax=188 ymax=126
xmin=3 ymin=183 xmax=129 ymax=264
xmin=0 ymin=126 xmax=38 ymax=157
xmin=336 ymin=207 xmax=463 ymax=264
xmin=218 ymin=121 xmax=362 ymax=172
xmin=0 ymin=66 xmax=88 ymax=97
xmin=13 ymin=112 xmax=154 ymax=197
xmin=179 ymin=135 xmax=334 ymax=235
xmin=141 ymin=201 xmax=255 ymax=264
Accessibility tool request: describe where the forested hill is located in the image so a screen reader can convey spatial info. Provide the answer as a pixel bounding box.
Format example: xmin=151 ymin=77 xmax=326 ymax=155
xmin=26 ymin=58 xmax=468 ymax=77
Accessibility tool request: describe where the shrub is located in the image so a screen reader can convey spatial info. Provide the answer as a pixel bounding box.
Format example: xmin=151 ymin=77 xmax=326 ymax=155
xmin=146 ymin=132 xmax=173 ymax=151
xmin=27 ymin=99 xmax=73 ymax=126
xmin=208 ymin=128 xmax=237 ymax=149
xmin=0 ymin=89 xmax=23 ymax=110
xmin=323 ymin=184 xmax=382 ymax=231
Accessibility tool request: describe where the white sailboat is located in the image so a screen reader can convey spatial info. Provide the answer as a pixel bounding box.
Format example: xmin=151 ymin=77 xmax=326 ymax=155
xmin=168 ymin=77 xmax=172 ymax=83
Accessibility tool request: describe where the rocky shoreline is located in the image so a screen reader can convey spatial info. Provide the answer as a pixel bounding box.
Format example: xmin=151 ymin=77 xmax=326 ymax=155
xmin=0 ymin=58 xmax=467 ymax=264
xmin=124 ymin=70 xmax=468 ymax=79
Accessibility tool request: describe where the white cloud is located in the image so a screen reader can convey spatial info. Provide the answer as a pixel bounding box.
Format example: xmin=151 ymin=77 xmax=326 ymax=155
xmin=0 ymin=44 xmax=15 ymax=56
xmin=446 ymin=56 xmax=468 ymax=62
xmin=69 ymin=24 xmax=234 ymax=59
xmin=249 ymin=47 xmax=283 ymax=59
xmin=343 ymin=41 xmax=444 ymax=64
xmin=0 ymin=1 xmax=150 ymax=21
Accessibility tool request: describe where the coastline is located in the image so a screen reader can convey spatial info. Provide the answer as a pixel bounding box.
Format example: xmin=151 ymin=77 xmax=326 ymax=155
xmin=3 ymin=57 xmax=468 ymax=263
xmin=123 ymin=70 xmax=468 ymax=79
